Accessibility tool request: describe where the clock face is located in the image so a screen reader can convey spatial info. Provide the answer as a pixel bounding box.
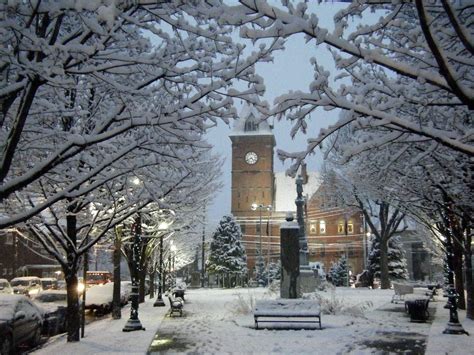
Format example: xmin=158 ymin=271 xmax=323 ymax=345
xmin=245 ymin=151 xmax=258 ymax=165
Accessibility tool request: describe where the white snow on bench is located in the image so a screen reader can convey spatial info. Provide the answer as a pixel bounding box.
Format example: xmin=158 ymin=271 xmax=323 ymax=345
xmin=253 ymin=299 xmax=322 ymax=329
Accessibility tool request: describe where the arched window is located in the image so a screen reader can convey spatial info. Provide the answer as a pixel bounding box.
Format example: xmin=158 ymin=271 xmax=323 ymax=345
xmin=244 ymin=115 xmax=259 ymax=132
xmin=319 ymin=220 xmax=326 ymax=234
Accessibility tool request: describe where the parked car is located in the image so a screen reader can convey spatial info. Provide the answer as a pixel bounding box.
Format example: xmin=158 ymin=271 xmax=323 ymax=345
xmin=40 ymin=278 xmax=58 ymax=291
xmin=34 ymin=290 xmax=68 ymax=336
xmin=10 ymin=277 xmax=42 ymax=298
xmin=0 ymin=279 xmax=13 ymax=295
xmin=0 ymin=294 xmax=43 ymax=354
xmin=85 ymin=282 xmax=130 ymax=315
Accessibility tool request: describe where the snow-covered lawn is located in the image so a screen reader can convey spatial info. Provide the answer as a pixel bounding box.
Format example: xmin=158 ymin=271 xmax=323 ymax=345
xmin=34 ymin=287 xmax=473 ymax=354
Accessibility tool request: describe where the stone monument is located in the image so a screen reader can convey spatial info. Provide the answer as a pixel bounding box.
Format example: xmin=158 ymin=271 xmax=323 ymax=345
xmin=280 ymin=213 xmax=299 ymax=298
xmin=295 ymin=175 xmax=317 ymax=295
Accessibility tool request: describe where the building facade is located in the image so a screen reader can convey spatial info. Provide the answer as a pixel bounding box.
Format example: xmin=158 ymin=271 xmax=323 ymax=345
xmin=229 ymin=105 xmax=365 ymax=277
xmin=0 ymin=228 xmax=60 ymax=280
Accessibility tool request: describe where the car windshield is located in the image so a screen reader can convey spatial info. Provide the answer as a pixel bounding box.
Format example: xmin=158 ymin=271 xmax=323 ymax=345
xmin=11 ymin=280 xmax=30 ymax=286
xmin=41 ymin=280 xmax=57 ymax=288
xmin=36 ymin=293 xmax=66 ymax=302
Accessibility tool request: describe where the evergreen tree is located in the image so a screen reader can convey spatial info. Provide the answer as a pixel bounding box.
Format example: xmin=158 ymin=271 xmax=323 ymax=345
xmin=254 ymin=256 xmax=267 ymax=287
xmin=368 ymin=235 xmax=408 ymax=282
xmin=329 ymin=255 xmax=349 ymax=287
xmin=206 ymin=215 xmax=247 ymax=286
xmin=266 ymin=261 xmax=281 ymax=283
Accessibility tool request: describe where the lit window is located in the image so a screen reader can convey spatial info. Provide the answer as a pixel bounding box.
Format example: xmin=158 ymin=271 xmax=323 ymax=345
xmin=347 ymin=223 xmax=354 ymax=234
xmin=310 ymin=221 xmax=316 ymax=234
xmin=337 ymin=223 xmax=344 ymax=234
xmin=319 ymin=220 xmax=326 ymax=234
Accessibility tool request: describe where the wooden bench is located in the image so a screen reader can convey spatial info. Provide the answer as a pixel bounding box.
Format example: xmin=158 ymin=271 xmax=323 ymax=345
xmin=404 ymin=294 xmax=430 ymax=322
xmin=167 ymin=295 xmax=183 ymax=317
xmin=254 ymin=299 xmax=321 ymax=330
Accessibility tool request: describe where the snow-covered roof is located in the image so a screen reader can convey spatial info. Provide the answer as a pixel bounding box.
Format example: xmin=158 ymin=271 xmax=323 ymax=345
xmin=274 ymin=172 xmax=321 ymax=212
xmin=229 ymin=103 xmax=273 ymax=136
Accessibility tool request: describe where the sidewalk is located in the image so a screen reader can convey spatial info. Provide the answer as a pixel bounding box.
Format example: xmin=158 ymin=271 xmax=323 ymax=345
xmin=425 ymin=298 xmax=473 ymax=354
xmin=34 ymin=297 xmax=168 ymax=355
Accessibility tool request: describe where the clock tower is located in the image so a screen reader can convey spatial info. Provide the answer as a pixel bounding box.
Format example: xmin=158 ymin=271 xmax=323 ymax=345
xmin=229 ymin=105 xmax=275 ymax=217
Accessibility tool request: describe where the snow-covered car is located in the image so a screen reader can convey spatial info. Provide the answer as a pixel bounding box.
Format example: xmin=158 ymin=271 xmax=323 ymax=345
xmin=10 ymin=276 xmax=43 ymax=298
xmin=0 ymin=279 xmax=13 ymax=295
xmin=0 ymin=294 xmax=43 ymax=354
xmin=40 ymin=278 xmax=58 ymax=291
xmin=34 ymin=290 xmax=68 ymax=336
xmin=85 ymin=282 xmax=130 ymax=315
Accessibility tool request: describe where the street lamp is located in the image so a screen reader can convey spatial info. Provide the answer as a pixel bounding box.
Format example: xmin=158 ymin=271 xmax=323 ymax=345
xmin=123 ymin=213 xmax=145 ymax=332
xmin=251 ymin=203 xmax=272 ymax=285
xmin=154 ymin=221 xmax=173 ymax=307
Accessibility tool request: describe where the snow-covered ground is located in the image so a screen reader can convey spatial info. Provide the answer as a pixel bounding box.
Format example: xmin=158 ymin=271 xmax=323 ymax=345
xmin=34 ymin=287 xmax=473 ymax=354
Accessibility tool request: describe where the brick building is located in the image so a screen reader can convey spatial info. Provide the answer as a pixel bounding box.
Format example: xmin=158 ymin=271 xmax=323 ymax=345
xmin=0 ymin=228 xmax=60 ymax=280
xmin=230 ymin=105 xmax=366 ymax=277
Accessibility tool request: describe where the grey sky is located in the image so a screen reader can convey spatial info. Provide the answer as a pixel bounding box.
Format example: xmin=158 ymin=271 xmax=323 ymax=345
xmin=205 ymin=3 xmax=349 ymax=228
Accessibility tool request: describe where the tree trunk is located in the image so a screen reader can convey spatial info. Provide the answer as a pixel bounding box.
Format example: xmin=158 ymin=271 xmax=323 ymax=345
xmin=139 ymin=272 xmax=146 ymax=303
xmin=112 ymin=234 xmax=121 ymax=319
xmin=379 ymin=235 xmax=390 ymax=289
xmin=149 ymin=269 xmax=155 ymax=299
xmin=65 ymin=212 xmax=80 ymax=342
xmin=464 ymin=228 xmax=473 ymax=319
xmin=453 ymin=236 xmax=465 ymax=309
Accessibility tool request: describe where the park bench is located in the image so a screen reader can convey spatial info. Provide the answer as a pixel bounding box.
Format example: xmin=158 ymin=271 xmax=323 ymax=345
xmin=172 ymin=287 xmax=185 ymax=301
xmin=167 ymin=294 xmax=183 ymax=317
xmin=404 ymin=294 xmax=430 ymax=322
xmin=391 ymin=283 xmax=414 ymax=303
xmin=253 ymin=299 xmax=322 ymax=330
xmin=392 ymin=283 xmax=435 ymax=303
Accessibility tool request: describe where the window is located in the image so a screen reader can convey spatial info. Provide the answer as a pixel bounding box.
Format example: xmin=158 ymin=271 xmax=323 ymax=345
xmin=319 ymin=220 xmax=326 ymax=234
xmin=240 ymin=224 xmax=246 ymax=235
xmin=309 ymin=221 xmax=316 ymax=234
xmin=347 ymin=223 xmax=354 ymax=234
xmin=337 ymin=223 xmax=344 ymax=234
xmin=244 ymin=115 xmax=259 ymax=132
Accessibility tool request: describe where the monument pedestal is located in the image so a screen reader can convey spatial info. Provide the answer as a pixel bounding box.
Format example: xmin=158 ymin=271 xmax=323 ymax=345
xmin=297 ymin=267 xmax=317 ymax=296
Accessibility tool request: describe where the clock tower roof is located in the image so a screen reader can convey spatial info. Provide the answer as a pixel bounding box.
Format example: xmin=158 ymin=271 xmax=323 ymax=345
xmin=229 ymin=103 xmax=274 ymax=137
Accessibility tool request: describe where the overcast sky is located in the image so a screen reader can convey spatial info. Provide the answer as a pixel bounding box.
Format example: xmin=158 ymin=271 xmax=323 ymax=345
xmin=204 ymin=2 xmax=350 ymax=228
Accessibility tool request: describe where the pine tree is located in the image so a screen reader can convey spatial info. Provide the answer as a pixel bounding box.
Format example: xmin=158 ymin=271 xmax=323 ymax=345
xmin=329 ymin=255 xmax=349 ymax=286
xmin=266 ymin=261 xmax=281 ymax=283
xmin=368 ymin=235 xmax=408 ymax=282
xmin=254 ymin=256 xmax=267 ymax=286
xmin=206 ymin=215 xmax=247 ymax=286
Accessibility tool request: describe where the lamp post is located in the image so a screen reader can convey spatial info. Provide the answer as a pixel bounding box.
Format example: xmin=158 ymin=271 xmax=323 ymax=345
xmin=153 ymin=233 xmax=166 ymax=307
xmin=154 ymin=222 xmax=172 ymax=307
xmin=123 ymin=213 xmax=145 ymax=332
xmin=443 ymin=231 xmax=468 ymax=335
xmin=251 ymin=203 xmax=272 ymax=285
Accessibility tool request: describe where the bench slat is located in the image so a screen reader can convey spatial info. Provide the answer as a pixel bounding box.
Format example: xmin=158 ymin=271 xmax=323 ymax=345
xmin=254 ymin=299 xmax=322 ymax=330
